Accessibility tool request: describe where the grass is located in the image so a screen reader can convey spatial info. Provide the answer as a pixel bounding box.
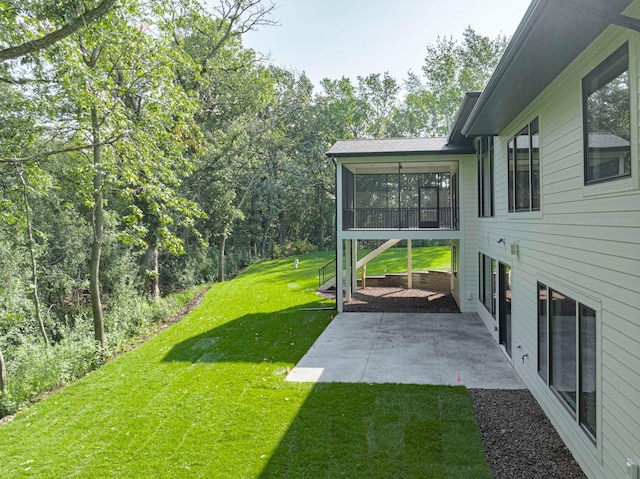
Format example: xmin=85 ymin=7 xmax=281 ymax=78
xmin=359 ymin=246 xmax=451 ymax=276
xmin=0 ymin=250 xmax=490 ymax=479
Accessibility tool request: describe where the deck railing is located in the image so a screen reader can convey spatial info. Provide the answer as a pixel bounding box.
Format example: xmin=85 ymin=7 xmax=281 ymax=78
xmin=318 ymin=258 xmax=336 ymax=289
xmin=342 ymin=207 xmax=458 ymax=231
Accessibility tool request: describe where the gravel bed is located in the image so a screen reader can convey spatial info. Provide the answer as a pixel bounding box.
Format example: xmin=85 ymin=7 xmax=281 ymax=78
xmin=469 ymin=389 xmax=587 ymax=479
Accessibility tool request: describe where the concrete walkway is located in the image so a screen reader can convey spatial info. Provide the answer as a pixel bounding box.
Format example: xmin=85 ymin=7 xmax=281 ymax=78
xmin=287 ymin=312 xmax=523 ymax=389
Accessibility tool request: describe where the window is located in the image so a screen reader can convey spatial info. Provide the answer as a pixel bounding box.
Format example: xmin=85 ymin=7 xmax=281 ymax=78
xmin=538 ymin=283 xmax=598 ymax=442
xmin=477 ymin=136 xmax=494 ymax=217
xmin=508 ymin=118 xmax=540 ymax=212
xmin=583 ymin=43 xmax=630 ymax=184
xmin=478 ymin=253 xmax=495 ymax=317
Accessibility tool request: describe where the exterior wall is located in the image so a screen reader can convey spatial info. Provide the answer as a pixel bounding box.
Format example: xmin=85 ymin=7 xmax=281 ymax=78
xmin=475 ymin=19 xmax=640 ymax=479
xmin=459 ymin=153 xmax=479 ymax=314
xmin=335 ymin=153 xmax=476 ymax=312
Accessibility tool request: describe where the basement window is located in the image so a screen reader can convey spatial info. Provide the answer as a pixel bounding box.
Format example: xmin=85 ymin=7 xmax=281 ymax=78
xmin=537 ymin=282 xmax=598 ymax=443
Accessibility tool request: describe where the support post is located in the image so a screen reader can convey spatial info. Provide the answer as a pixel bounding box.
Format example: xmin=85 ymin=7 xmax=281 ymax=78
xmin=337 ymin=238 xmax=344 ymax=312
xmin=351 ymin=239 xmax=358 ymax=293
xmin=345 ymin=239 xmax=352 ymax=302
xmin=407 ymin=239 xmax=413 ymax=289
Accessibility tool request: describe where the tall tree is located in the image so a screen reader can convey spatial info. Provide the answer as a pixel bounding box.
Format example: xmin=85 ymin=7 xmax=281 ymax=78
xmin=393 ymin=27 xmax=508 ymax=137
xmin=0 ymin=0 xmax=118 ymax=63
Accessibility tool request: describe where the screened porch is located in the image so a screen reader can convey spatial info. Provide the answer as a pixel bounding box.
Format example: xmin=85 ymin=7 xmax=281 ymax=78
xmin=341 ymin=161 xmax=459 ymax=231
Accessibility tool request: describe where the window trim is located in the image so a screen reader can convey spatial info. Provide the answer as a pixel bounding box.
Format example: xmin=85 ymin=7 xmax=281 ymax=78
xmin=582 ymin=42 xmax=631 ymax=185
xmin=478 ymin=253 xmax=496 ymax=318
xmin=537 ymin=282 xmax=599 ymax=445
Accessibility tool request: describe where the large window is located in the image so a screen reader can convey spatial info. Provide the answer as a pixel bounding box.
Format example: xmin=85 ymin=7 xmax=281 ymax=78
xmin=508 ymin=118 xmax=540 ymax=212
xmin=538 ymin=283 xmax=597 ymax=442
xmin=478 ymin=253 xmax=495 ymax=317
xmin=477 ymin=136 xmax=494 ymax=217
xmin=583 ymin=43 xmax=631 ymax=184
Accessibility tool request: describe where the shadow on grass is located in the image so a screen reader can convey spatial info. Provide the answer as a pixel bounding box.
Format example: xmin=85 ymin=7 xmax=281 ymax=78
xmin=162 ymin=302 xmax=333 ymax=365
xmin=257 ymin=382 xmax=492 ymax=479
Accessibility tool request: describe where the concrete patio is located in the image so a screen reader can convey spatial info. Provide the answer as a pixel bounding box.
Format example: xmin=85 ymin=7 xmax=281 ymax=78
xmin=287 ymin=312 xmax=524 ymax=389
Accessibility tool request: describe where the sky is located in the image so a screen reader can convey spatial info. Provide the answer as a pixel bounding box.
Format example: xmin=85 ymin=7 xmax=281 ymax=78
xmin=242 ymin=0 xmax=532 ymax=88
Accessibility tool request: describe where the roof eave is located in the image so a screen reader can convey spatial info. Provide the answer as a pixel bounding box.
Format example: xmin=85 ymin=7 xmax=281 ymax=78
xmin=462 ymin=0 xmax=634 ymax=137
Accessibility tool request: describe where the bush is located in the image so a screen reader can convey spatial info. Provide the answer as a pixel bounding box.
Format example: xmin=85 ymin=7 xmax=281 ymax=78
xmin=273 ymin=239 xmax=318 ymax=258
xmin=0 ymin=285 xmax=206 ymax=419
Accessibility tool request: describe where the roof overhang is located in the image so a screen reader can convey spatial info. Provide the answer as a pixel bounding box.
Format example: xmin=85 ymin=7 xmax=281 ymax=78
xmin=326 ymin=137 xmax=475 ymax=158
xmin=463 ymin=0 xmax=634 ymax=137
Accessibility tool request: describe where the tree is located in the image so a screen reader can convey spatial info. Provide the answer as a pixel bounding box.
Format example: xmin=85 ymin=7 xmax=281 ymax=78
xmin=0 ymin=0 xmax=118 ymax=63
xmin=393 ymin=27 xmax=508 ymax=137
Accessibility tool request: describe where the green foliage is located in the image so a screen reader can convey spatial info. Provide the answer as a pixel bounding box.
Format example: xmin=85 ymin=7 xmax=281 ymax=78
xmin=0 ymin=285 xmax=204 ymax=418
xmin=273 ymin=239 xmax=319 ymax=259
xmin=392 ymin=27 xmax=508 ymax=137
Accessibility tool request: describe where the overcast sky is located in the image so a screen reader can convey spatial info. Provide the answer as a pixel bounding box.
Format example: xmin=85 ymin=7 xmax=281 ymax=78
xmin=242 ymin=0 xmax=532 ymax=88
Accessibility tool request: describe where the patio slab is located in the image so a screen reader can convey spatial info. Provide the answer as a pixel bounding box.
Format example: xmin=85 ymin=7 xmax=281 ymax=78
xmin=286 ymin=312 xmax=524 ymax=389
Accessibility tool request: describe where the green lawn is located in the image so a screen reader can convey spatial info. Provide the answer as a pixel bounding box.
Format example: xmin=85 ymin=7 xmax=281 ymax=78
xmin=0 ymin=251 xmax=490 ymax=479
xmin=359 ymin=245 xmax=451 ymax=276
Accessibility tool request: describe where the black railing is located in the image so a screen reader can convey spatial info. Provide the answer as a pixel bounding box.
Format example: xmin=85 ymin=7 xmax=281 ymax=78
xmin=342 ymin=207 xmax=459 ymax=230
xmin=318 ymin=258 xmax=336 ymax=289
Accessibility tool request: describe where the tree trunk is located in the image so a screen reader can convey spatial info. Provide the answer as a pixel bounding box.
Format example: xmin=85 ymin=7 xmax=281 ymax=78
xmin=278 ymin=209 xmax=285 ymax=245
xmin=318 ymin=185 xmax=325 ymax=250
xmin=16 ymin=165 xmax=49 ymax=348
xmin=90 ymin=105 xmax=105 ymax=349
xmin=0 ymin=348 xmax=6 ymax=394
xmin=218 ymin=231 xmax=227 ymax=283
xmin=260 ymin=233 xmax=268 ymax=258
xmin=143 ymin=243 xmax=160 ymax=300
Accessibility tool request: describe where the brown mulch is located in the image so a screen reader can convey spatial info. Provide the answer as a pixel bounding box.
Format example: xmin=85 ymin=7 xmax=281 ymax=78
xmin=319 ymin=286 xmax=460 ymax=313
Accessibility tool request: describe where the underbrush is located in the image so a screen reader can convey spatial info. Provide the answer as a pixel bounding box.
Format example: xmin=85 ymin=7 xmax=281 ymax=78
xmin=0 ymin=285 xmax=207 ymax=419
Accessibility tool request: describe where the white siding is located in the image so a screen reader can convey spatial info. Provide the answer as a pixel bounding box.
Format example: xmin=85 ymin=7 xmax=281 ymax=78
xmin=474 ymin=20 xmax=640 ymax=479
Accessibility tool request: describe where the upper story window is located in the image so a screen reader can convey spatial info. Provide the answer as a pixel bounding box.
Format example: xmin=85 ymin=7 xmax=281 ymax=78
xmin=508 ymin=118 xmax=540 ymax=212
xmin=583 ymin=43 xmax=631 ymax=185
xmin=477 ymin=136 xmax=494 ymax=217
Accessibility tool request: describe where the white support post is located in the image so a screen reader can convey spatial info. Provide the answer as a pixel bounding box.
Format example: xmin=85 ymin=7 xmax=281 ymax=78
xmin=345 ymin=239 xmax=352 ymax=302
xmin=407 ymin=239 xmax=413 ymax=289
xmin=351 ymin=239 xmax=358 ymax=293
xmin=337 ymin=238 xmax=344 ymax=312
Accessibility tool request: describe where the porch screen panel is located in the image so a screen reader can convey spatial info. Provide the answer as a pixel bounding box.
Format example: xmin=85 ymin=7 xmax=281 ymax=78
xmin=342 ymin=166 xmax=355 ymax=230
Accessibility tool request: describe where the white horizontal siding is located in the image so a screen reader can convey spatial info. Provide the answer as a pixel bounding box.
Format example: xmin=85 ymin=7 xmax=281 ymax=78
xmin=475 ymin=20 xmax=640 ymax=479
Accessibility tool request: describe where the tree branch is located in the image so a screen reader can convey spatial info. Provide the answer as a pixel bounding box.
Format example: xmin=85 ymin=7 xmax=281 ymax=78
xmin=0 ymin=0 xmax=118 ymax=63
xmin=0 ymin=137 xmax=122 ymax=164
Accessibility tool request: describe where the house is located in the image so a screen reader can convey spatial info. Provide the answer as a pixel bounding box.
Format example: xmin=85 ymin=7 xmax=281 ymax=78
xmin=327 ymin=0 xmax=640 ymax=478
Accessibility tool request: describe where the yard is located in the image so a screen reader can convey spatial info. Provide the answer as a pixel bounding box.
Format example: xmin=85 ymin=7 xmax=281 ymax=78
xmin=0 ymin=251 xmax=490 ymax=478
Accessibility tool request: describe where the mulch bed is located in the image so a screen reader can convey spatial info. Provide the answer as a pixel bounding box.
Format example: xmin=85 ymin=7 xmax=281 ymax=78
xmin=320 ymin=286 xmax=460 ymax=313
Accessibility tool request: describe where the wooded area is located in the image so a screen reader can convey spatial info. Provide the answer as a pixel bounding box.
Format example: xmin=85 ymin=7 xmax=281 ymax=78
xmin=0 ymin=0 xmax=506 ymax=416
